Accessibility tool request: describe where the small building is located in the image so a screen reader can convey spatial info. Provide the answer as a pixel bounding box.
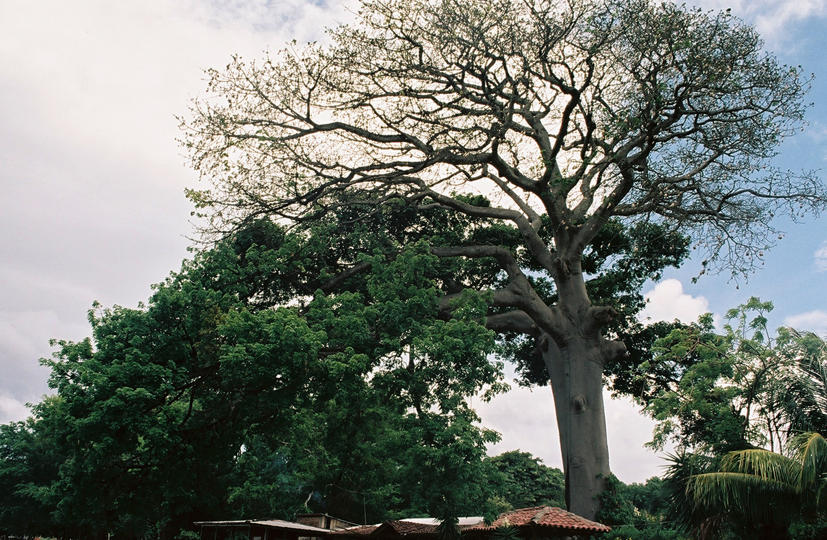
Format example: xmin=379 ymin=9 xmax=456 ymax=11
xmin=194 ymin=518 xmax=333 ymax=540
xmin=197 ymin=507 xmax=609 ymax=540
xmin=332 ymin=507 xmax=610 ymax=540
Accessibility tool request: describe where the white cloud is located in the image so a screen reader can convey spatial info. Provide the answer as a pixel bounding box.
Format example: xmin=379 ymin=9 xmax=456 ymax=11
xmin=753 ymin=0 xmax=827 ymax=39
xmin=475 ymin=384 xmax=561 ymax=468
xmin=784 ymin=310 xmax=827 ymax=336
xmin=815 ymin=242 xmax=827 ymax=271
xmin=604 ymin=394 xmax=669 ymax=482
xmin=691 ymin=0 xmax=827 ymax=40
xmin=639 ymin=279 xmax=710 ymax=325
xmin=0 ymin=393 xmax=30 ymax=424
xmin=0 ymin=1 xmax=355 ymax=190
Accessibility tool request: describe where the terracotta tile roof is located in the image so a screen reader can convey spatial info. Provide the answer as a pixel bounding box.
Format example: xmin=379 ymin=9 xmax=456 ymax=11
xmin=466 ymin=506 xmax=611 ymax=534
xmin=335 ymin=521 xmax=440 ymax=537
xmin=335 ymin=508 xmax=610 ymax=537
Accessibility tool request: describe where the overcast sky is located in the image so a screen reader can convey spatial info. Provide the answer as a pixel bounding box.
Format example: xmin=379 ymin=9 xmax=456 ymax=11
xmin=1 ymin=0 xmax=825 ymax=484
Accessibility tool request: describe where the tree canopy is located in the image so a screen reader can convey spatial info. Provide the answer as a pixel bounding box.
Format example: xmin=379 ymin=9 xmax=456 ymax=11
xmin=0 ymin=221 xmax=509 ymax=538
xmin=639 ymin=299 xmax=827 ymax=454
xmin=641 ymin=300 xmax=827 ymax=538
xmin=482 ymin=451 xmax=565 ymax=510
xmin=181 ymin=0 xmax=825 ymax=517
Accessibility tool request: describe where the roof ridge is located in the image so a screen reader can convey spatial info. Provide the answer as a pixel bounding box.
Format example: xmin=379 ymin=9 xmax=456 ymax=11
xmin=530 ymin=508 xmax=552 ymax=524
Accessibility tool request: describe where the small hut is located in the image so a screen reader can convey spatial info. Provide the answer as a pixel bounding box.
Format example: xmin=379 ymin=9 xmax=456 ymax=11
xmin=332 ymin=507 xmax=610 ymax=540
xmin=464 ymin=506 xmax=611 ymax=539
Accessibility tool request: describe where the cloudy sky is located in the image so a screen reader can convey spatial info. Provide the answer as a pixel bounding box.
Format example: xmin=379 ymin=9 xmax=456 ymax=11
xmin=1 ymin=0 xmax=825 ymax=484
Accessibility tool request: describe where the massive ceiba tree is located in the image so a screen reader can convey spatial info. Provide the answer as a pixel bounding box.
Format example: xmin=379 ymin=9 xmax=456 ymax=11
xmin=182 ymin=0 xmax=826 ymax=518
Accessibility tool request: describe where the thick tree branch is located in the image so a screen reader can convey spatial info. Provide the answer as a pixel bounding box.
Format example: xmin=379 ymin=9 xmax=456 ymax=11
xmin=485 ymin=311 xmax=539 ymax=336
xmin=320 ymin=261 xmax=372 ymax=293
xmin=431 ymin=245 xmax=522 ymax=279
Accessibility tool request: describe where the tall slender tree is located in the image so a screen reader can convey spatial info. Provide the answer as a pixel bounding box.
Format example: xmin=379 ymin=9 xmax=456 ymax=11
xmin=182 ymin=0 xmax=826 ymax=517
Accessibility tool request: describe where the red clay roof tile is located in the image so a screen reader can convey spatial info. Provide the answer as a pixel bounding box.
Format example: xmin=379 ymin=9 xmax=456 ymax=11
xmin=466 ymin=506 xmax=610 ymax=533
xmin=336 ymin=521 xmax=440 ymax=537
xmin=336 ymin=507 xmax=610 ymax=537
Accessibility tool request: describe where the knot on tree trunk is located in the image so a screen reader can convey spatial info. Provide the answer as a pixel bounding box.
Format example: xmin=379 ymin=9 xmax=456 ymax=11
xmin=601 ymin=339 xmax=629 ymax=363
xmin=591 ymin=305 xmax=617 ymax=324
xmin=572 ymin=394 xmax=587 ymax=413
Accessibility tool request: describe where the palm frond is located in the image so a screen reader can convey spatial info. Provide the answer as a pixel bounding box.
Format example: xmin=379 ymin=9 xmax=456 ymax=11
xmin=719 ymin=448 xmax=801 ymax=483
xmin=687 ymin=471 xmax=798 ymax=523
xmin=816 ymin=477 xmax=827 ymax=515
xmin=789 ymin=432 xmax=827 ymax=491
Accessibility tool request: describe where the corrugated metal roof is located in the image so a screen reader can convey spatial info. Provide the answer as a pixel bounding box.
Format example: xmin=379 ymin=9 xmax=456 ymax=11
xmin=336 ymin=517 xmax=485 ymax=537
xmin=254 ymin=519 xmax=332 ymax=532
xmin=400 ymin=518 xmax=484 ymax=527
xmin=334 ymin=520 xmax=438 ymax=537
xmin=194 ymin=519 xmax=331 ymax=533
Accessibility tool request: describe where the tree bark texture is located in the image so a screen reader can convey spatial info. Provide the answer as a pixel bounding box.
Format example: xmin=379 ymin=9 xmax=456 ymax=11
xmin=480 ymin=258 xmax=616 ymax=519
xmin=543 ymin=333 xmax=610 ymax=519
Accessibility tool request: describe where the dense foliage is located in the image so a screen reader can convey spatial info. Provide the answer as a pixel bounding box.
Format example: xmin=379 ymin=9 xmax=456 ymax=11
xmin=639 ymin=299 xmax=827 ymax=454
xmin=182 ymin=0 xmax=825 ymax=516
xmin=0 ymin=221 xmax=507 ymax=538
xmin=598 ymin=475 xmax=686 ymax=540
xmin=0 ymin=186 xmax=694 ymax=537
xmin=482 ymin=451 xmax=565 ymax=511
xmin=636 ymin=300 xmax=827 ymax=539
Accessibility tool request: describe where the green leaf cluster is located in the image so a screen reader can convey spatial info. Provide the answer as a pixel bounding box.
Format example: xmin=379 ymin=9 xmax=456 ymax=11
xmin=631 ymin=298 xmax=827 ymax=455
xmin=0 ymin=219 xmax=506 ymax=538
xmin=666 ymin=433 xmax=827 ymax=539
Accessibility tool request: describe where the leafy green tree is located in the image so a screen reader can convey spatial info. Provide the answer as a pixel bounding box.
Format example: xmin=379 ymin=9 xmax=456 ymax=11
xmin=638 ymin=299 xmax=826 ymax=455
xmin=40 ymin=284 xmax=324 ymax=536
xmin=482 ymin=451 xmax=564 ymax=510
xmin=623 ymin=477 xmax=671 ymax=524
xmin=0 ymin=221 xmax=506 ymax=536
xmin=671 ymin=432 xmax=827 ymax=539
xmin=641 ymin=313 xmax=748 ymax=453
xmin=646 ymin=301 xmax=827 ymax=538
xmin=0 ymin=401 xmax=65 ymax=537
xmin=775 ymin=329 xmax=827 ymax=437
xmin=598 ymin=475 xmax=686 ymax=540
xmin=181 ymin=0 xmax=825 ymax=517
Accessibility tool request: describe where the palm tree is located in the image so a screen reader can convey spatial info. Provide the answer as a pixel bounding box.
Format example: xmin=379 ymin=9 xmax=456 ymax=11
xmin=674 ymin=432 xmax=827 ymax=539
xmin=778 ymin=330 xmax=827 ymax=437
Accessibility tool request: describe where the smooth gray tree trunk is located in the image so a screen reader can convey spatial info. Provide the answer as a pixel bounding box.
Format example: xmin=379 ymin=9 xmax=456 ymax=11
xmin=542 ymin=333 xmax=611 ymax=520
